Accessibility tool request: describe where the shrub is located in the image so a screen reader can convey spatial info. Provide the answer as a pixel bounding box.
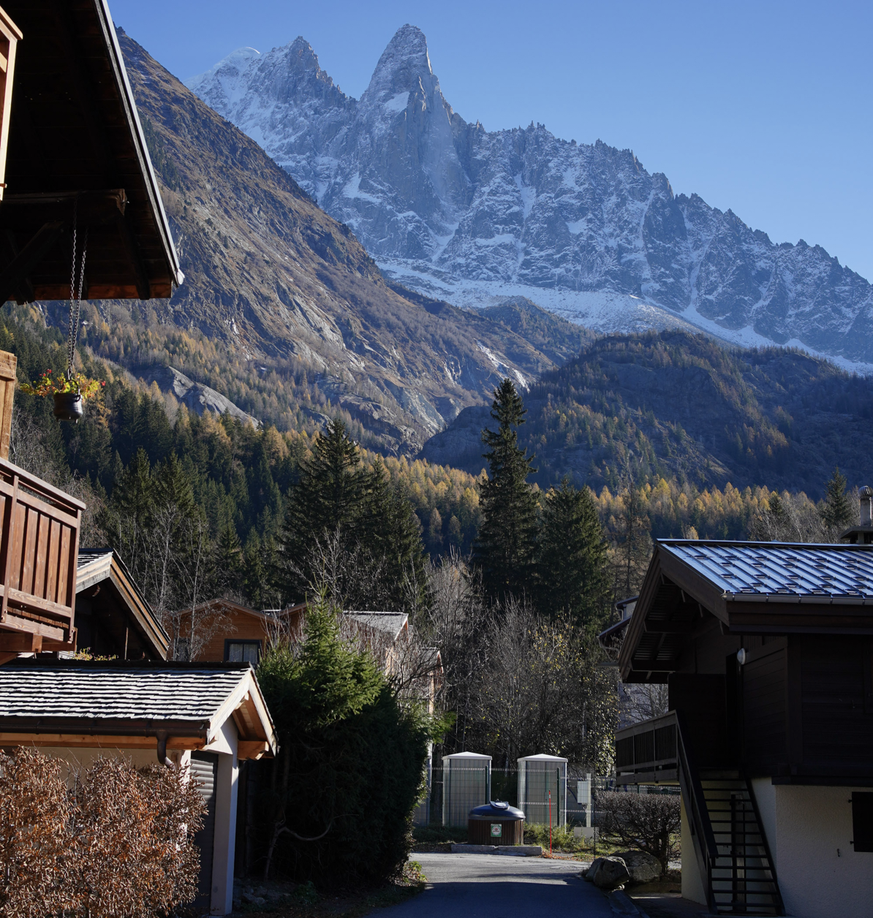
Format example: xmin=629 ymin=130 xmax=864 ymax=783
xmin=0 ymin=748 xmax=205 ymax=918
xmin=597 ymin=791 xmax=680 ymax=873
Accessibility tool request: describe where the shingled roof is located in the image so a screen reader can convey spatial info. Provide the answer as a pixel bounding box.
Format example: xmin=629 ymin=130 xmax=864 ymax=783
xmin=0 ymin=660 xmax=276 ymax=759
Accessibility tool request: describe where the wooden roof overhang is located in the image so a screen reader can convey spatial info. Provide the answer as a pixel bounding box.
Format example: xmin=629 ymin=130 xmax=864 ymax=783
xmin=76 ymin=550 xmax=169 ymax=660
xmin=0 ymin=0 xmax=182 ymax=303
xmin=618 ymin=541 xmax=873 ymax=683
xmin=0 ymin=662 xmax=277 ymax=760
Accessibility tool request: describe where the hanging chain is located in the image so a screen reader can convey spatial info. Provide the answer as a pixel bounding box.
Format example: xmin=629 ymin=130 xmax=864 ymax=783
xmin=66 ymin=199 xmax=88 ymax=380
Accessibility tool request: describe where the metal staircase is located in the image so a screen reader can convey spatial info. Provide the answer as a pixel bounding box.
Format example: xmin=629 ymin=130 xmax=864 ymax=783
xmin=699 ymin=770 xmax=783 ymax=916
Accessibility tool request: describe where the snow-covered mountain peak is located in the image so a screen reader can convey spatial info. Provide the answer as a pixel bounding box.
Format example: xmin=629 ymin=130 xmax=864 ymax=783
xmin=362 ymin=24 xmax=437 ymax=104
xmin=186 ymin=46 xmax=260 ymax=95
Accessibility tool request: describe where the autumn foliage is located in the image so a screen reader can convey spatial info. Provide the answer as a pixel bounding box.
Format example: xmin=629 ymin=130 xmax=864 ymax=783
xmin=0 ymin=748 xmax=205 ymax=918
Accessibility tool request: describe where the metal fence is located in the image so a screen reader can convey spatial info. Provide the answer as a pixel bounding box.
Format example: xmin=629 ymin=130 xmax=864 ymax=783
xmin=414 ymin=764 xmax=679 ymax=827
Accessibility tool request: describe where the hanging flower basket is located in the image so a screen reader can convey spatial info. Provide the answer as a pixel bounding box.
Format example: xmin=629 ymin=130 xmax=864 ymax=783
xmin=53 ymin=392 xmax=84 ymax=422
xmin=19 ymin=370 xmax=104 ymax=423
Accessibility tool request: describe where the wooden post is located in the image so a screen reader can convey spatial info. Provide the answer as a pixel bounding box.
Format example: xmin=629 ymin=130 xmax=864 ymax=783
xmin=0 ymin=350 xmax=14 ymax=460
xmin=0 ymin=8 xmax=22 ymax=203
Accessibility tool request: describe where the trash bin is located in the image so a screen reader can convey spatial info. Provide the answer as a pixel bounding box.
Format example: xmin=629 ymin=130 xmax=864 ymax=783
xmin=468 ymin=801 xmax=525 ymax=845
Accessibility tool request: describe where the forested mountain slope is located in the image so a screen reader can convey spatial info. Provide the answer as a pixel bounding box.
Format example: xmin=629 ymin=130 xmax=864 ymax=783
xmin=422 ymin=331 xmax=873 ymax=499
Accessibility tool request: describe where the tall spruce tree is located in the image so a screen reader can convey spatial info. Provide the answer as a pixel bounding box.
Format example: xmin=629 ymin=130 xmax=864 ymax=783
xmin=279 ymin=419 xmax=373 ymax=601
xmin=473 ymin=379 xmax=539 ymax=604
xmin=821 ymin=467 xmax=853 ymax=533
xmin=278 ymin=419 xmax=426 ymax=610
xmin=537 ymin=479 xmax=610 ymax=633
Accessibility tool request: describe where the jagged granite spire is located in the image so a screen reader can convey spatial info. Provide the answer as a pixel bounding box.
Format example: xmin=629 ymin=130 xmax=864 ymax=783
xmin=362 ymin=24 xmax=435 ymax=100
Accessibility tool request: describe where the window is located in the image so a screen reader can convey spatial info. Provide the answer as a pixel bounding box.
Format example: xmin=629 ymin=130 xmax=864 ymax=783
xmin=852 ymin=792 xmax=873 ymax=853
xmin=224 ymin=640 xmax=261 ymax=665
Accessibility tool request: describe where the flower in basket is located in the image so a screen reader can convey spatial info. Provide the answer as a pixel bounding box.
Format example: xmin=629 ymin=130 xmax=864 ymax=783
xmin=19 ymin=369 xmax=105 ymax=400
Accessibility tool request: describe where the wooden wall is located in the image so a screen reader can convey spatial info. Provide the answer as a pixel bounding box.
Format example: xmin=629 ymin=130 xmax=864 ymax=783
xmin=799 ymin=635 xmax=873 ymax=775
xmin=742 ymin=639 xmax=787 ymax=771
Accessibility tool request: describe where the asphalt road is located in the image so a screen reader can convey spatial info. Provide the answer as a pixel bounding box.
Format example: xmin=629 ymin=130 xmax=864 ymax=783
xmin=374 ymin=852 xmax=617 ymax=918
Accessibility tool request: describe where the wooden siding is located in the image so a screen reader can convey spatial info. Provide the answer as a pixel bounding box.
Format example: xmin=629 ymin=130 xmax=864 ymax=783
xmin=742 ymin=645 xmax=787 ymax=770
xmin=669 ymin=673 xmax=728 ymax=766
xmin=800 ymin=636 xmax=873 ymax=772
xmin=0 ymin=458 xmax=82 ymax=650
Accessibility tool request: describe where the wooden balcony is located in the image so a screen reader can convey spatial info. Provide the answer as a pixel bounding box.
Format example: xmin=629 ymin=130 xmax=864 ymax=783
xmin=0 ymin=457 xmax=83 ymax=660
xmin=615 ymin=710 xmax=679 ymax=783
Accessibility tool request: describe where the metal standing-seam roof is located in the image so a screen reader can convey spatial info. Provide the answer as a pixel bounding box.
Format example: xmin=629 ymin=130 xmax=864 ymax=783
xmin=662 ymin=540 xmax=873 ymax=602
xmin=617 ymin=540 xmax=873 ymax=682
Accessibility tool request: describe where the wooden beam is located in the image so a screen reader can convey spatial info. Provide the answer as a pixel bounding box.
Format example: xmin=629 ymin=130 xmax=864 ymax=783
xmin=643 ymin=619 xmax=697 ymax=634
xmin=0 ymin=630 xmax=42 ymax=653
xmin=0 ymin=219 xmax=63 ymax=303
xmin=237 ymin=740 xmax=271 ymax=760
xmin=0 ymin=732 xmax=205 ymax=750
xmin=0 ymin=8 xmax=22 ymax=203
xmin=0 ymin=189 xmax=127 ymax=227
xmin=0 ymin=350 xmax=14 ymax=460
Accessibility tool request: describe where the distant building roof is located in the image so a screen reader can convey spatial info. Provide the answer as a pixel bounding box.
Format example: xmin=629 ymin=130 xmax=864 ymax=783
xmin=76 ymin=548 xmax=169 ymax=659
xmin=344 ymin=611 xmax=408 ymax=640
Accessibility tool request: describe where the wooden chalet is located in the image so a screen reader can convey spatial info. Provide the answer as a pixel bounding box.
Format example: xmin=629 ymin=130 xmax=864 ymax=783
xmin=0 ymin=0 xmax=182 ymax=664
xmin=611 ymin=539 xmax=873 ymax=918
xmin=0 ymin=659 xmax=276 ymax=915
xmin=169 ymin=599 xmax=306 ymax=664
xmin=76 ymin=549 xmax=169 ymax=660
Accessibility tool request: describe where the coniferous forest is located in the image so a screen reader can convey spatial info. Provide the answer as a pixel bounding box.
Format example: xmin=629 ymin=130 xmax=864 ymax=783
xmin=4 ymin=301 xmax=864 ymax=774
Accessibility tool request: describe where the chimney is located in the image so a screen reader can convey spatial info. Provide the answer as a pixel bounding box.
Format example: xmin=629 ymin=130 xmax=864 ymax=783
xmin=841 ymin=485 xmax=873 ymax=545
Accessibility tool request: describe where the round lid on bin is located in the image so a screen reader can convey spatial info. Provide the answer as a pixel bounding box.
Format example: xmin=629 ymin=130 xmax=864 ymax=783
xmin=469 ymin=801 xmax=524 ymax=820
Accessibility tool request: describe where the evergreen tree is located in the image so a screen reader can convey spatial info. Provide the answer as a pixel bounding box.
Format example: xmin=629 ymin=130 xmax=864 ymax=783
xmin=537 ymin=480 xmax=610 ymax=632
xmin=256 ymin=595 xmax=431 ymax=884
xmin=279 ymin=419 xmax=373 ymax=602
xmin=278 ymin=420 xmax=426 ymax=611
xmin=821 ymin=466 xmax=853 ymax=533
xmin=473 ymin=379 xmax=539 ymax=604
xmin=364 ymin=462 xmax=428 ymax=611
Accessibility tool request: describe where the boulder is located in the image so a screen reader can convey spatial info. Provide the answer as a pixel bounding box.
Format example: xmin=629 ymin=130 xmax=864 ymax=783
xmin=615 ymin=850 xmax=662 ymax=885
xmin=586 ymin=856 xmax=630 ymax=890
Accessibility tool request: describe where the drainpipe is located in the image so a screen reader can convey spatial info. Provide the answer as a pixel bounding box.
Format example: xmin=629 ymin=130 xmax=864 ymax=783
xmin=155 ymin=730 xmax=174 ymax=767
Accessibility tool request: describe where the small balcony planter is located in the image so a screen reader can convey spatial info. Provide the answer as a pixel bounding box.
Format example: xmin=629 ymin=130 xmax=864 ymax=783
xmin=53 ymin=392 xmax=84 ymax=422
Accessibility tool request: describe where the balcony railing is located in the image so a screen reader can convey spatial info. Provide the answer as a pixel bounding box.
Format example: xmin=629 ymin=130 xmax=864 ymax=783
xmin=0 ymin=458 xmax=83 ymax=654
xmin=615 ymin=710 xmax=679 ymax=782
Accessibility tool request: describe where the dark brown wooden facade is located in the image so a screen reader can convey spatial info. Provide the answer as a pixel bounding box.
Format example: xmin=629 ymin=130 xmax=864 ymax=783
xmin=0 ymin=0 xmax=182 ymax=662
xmin=611 ymin=540 xmax=873 ymax=915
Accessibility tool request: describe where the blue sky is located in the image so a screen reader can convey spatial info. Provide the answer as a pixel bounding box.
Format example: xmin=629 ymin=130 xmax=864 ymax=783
xmin=109 ymin=0 xmax=872 ymax=282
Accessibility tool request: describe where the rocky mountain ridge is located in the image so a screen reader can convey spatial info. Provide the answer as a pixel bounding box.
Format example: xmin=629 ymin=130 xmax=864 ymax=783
xmin=187 ymin=25 xmax=873 ymax=370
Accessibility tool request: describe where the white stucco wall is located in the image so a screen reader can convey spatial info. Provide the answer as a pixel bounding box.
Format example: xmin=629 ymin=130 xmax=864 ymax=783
xmin=768 ymin=784 xmax=873 ymax=918
xmin=38 ymin=745 xmax=180 ymax=772
xmin=680 ymin=796 xmax=707 ymax=905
